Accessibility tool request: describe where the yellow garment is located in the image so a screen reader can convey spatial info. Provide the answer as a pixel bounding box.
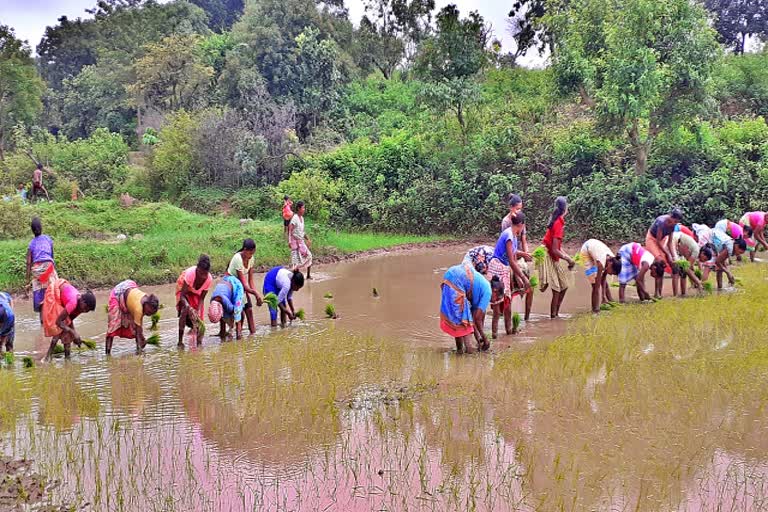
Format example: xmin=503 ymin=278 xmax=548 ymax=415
xmin=126 ymin=289 xmax=146 ymax=326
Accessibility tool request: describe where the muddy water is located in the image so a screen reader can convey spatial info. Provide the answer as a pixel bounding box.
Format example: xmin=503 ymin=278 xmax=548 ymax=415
xmin=1 ymin=246 xmax=762 ymax=511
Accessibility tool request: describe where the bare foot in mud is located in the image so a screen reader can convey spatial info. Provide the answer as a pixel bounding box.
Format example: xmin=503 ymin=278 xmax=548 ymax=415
xmin=492 ymin=331 xmax=498 ymax=339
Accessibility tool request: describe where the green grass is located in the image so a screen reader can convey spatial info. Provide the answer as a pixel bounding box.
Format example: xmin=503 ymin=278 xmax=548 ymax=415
xmin=0 ymin=200 xmax=444 ymax=292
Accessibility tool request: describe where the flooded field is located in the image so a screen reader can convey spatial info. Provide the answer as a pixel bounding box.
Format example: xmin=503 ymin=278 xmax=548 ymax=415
xmin=2 ymin=247 xmax=768 ymax=511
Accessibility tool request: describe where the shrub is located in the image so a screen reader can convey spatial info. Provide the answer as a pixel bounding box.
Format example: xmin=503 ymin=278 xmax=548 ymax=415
xmin=230 ymin=186 xmax=281 ymax=219
xmin=148 ymin=111 xmax=200 ymax=199
xmin=278 ymin=170 xmax=340 ymax=223
xmin=0 ymin=200 xmax=29 ymax=240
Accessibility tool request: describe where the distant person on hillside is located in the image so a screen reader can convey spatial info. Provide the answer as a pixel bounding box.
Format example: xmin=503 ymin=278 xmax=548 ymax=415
xmin=0 ymin=292 xmax=15 ymax=354
xmin=31 ymin=163 xmax=50 ymax=202
xmin=226 ymin=239 xmax=263 ymax=336
xmin=288 ymin=201 xmax=312 ymax=279
xmin=645 ymin=209 xmax=683 ymax=298
xmin=262 ymin=266 xmax=305 ymax=327
xmin=539 ymin=197 xmax=576 ymax=318
xmin=105 ymin=280 xmax=160 ymax=355
xmin=176 ymin=255 xmax=213 ymax=347
xmin=579 ymin=239 xmax=615 ymax=313
xmin=26 ymin=217 xmax=57 ymax=321
xmin=282 ymin=195 xmax=293 ymax=238
xmin=16 ymin=183 xmax=27 ymax=204
xmin=209 ymin=274 xmax=245 ymax=340
xmin=43 ymin=279 xmax=96 ymax=359
xmin=439 ymin=262 xmax=492 ymax=354
xmin=607 ymin=242 xmax=664 ymax=303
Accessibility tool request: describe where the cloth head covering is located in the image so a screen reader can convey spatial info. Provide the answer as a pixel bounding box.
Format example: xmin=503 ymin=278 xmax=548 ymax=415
xmin=208 ymin=300 xmax=223 ymax=323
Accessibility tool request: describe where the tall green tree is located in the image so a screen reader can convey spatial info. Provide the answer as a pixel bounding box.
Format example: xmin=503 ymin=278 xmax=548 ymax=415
xmin=549 ymin=0 xmax=721 ymax=175
xmin=414 ymin=5 xmax=490 ymax=136
xmin=704 ymin=0 xmax=768 ymax=54
xmin=0 ymin=26 xmax=45 ymax=159
xmin=129 ymin=35 xmax=213 ymax=115
xmin=189 ymin=0 xmax=245 ymax=30
xmin=358 ymin=0 xmax=435 ymax=78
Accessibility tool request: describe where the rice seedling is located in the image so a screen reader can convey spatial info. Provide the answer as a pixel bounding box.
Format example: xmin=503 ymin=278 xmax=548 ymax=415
xmin=573 ymin=252 xmax=583 ymax=266
xmin=373 ymin=288 xmax=379 ymax=297
xmin=325 ymin=303 xmax=337 ymax=319
xmin=529 ymin=275 xmax=539 ymax=288
xmin=4 ymin=351 xmax=14 ymax=367
xmin=22 ymin=356 xmax=34 ymax=368
xmin=295 ymin=309 xmax=306 ymax=321
xmin=81 ymin=339 xmax=97 ymax=350
xmin=676 ymin=259 xmax=691 ymax=272
xmin=150 ymin=312 xmax=161 ymax=331
xmin=512 ymin=312 xmax=521 ymax=332
xmin=532 ymin=246 xmax=546 ymax=266
xmin=263 ymin=292 xmax=279 ymax=311
xmin=694 ymin=268 xmax=703 ymax=280
xmin=600 ymin=303 xmax=613 ymax=311
xmin=323 ymin=292 xmax=333 ymax=299
xmin=703 ymin=281 xmax=714 ymax=292
xmin=196 ymin=319 xmax=206 ymax=337
xmin=145 ymin=334 xmax=160 ymax=346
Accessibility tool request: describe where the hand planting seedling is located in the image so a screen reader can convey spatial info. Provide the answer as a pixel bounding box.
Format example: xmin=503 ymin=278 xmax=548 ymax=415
xmin=295 ymin=309 xmax=306 ymax=321
xmin=703 ymin=281 xmax=714 ymax=293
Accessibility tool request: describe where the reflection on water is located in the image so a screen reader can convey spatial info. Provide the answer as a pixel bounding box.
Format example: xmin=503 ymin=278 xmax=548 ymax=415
xmin=1 ymin=247 xmax=767 ymax=511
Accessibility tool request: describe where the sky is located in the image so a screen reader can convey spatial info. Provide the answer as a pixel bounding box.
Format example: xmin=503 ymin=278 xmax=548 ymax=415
xmin=1 ymin=0 xmax=547 ymax=67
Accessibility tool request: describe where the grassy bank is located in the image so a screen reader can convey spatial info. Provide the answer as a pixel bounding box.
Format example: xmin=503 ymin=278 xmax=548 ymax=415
xmin=0 ymin=200 xmax=445 ymax=292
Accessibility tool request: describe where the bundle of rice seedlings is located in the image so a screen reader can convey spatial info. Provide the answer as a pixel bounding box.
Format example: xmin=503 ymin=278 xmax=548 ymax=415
xmin=4 ymin=352 xmax=14 ymax=367
xmin=512 ymin=312 xmax=521 ymax=332
xmin=196 ymin=319 xmax=206 ymax=337
xmin=529 ymin=275 xmax=539 ymax=288
xmin=694 ymin=268 xmax=703 ymax=280
xmin=676 ymin=259 xmax=691 ymax=273
xmin=325 ymin=303 xmax=337 ymax=319
xmin=81 ymin=338 xmax=97 ymax=350
xmin=22 ymin=356 xmax=34 ymax=369
xmin=263 ymin=293 xmax=279 ymax=311
xmin=145 ymin=334 xmax=160 ymax=346
xmin=150 ymin=312 xmax=161 ymax=331
xmin=295 ymin=309 xmax=306 ymax=321
xmin=703 ymin=281 xmax=714 ymax=292
xmin=323 ymin=292 xmax=333 ymax=299
xmin=52 ymin=344 xmax=65 ymax=355
xmin=573 ymin=252 xmax=583 ymax=266
xmin=600 ymin=303 xmax=613 ymax=311
xmin=532 ymin=246 xmax=546 ymax=266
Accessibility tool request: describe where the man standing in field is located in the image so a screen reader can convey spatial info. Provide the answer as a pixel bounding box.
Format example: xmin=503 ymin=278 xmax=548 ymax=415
xmin=31 ymin=163 xmax=50 ymax=202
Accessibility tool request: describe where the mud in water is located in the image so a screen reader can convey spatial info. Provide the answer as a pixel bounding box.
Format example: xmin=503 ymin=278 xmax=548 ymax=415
xmin=1 ymin=246 xmax=764 ymax=511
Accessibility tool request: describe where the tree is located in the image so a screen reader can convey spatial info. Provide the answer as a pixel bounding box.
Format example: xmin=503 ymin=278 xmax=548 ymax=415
xmin=291 ymin=28 xmax=349 ymax=139
xmin=129 ymin=35 xmax=213 ymax=116
xmin=0 ymin=26 xmax=45 ymax=159
xmin=357 ymin=0 xmax=435 ymax=78
xmin=37 ymin=16 xmax=99 ymax=90
xmin=508 ymin=0 xmax=549 ymax=56
xmin=414 ymin=5 xmax=490 ymax=136
xmin=548 ymin=0 xmax=721 ymax=175
xmin=189 ymin=0 xmax=246 ymax=31
xmin=704 ymin=0 xmax=768 ymax=54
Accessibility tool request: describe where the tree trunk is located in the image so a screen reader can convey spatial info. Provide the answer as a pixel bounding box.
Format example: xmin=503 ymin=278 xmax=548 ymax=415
xmin=628 ymin=119 xmax=652 ymax=175
xmin=635 ymin=143 xmax=649 ymax=176
xmin=578 ymin=84 xmax=595 ymax=107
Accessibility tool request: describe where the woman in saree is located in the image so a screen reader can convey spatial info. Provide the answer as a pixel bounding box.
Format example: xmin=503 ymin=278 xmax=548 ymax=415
xmin=26 ymin=217 xmax=57 ymax=320
xmin=489 ymin=213 xmax=530 ymax=336
xmin=43 ymin=279 xmax=96 ymax=360
xmin=210 ymin=275 xmax=245 ymax=339
xmin=226 ymin=239 xmax=263 ymax=335
xmin=288 ymin=201 xmax=313 ymax=279
xmin=105 ymin=280 xmax=160 ymax=355
xmin=176 ymin=255 xmax=213 ymax=347
xmin=439 ymin=262 xmax=492 ymax=354
xmin=539 ymin=197 xmax=576 ymax=318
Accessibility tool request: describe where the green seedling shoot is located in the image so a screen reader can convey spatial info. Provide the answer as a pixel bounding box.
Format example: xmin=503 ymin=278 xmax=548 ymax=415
xmin=325 ymin=303 xmax=337 ymax=319
xmin=532 ymin=246 xmax=546 ymax=266
xmin=263 ymin=293 xmax=279 ymax=311
xmin=22 ymin=356 xmax=34 ymax=368
xmin=150 ymin=312 xmax=161 ymax=331
xmin=323 ymin=292 xmax=333 ymax=299
xmin=146 ymin=334 xmax=160 ymax=346
xmin=296 ymin=309 xmax=306 ymax=321
xmin=512 ymin=312 xmax=521 ymax=332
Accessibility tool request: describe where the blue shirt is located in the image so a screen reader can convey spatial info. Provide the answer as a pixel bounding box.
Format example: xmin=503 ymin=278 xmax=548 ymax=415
xmin=0 ymin=292 xmax=14 ymax=337
xmin=493 ymin=228 xmax=518 ymax=266
xmin=469 ymin=269 xmax=491 ymax=312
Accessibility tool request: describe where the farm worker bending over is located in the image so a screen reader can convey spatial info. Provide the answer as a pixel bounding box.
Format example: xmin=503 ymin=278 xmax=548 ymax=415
xmin=105 ymin=280 xmax=160 ymax=355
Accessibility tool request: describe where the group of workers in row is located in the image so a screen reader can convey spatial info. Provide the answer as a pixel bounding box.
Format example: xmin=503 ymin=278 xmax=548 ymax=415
xmin=0 ymin=201 xmax=316 ymax=359
xmin=439 ymin=194 xmax=766 ymax=354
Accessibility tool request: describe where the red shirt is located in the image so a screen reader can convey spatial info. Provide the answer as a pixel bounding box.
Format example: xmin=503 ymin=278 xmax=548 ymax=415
xmin=282 ymin=200 xmax=293 ymax=221
xmin=542 ymin=216 xmax=565 ymax=261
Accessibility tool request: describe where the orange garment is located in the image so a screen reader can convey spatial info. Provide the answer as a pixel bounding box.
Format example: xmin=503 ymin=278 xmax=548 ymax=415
xmin=43 ymin=278 xmax=72 ymax=337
